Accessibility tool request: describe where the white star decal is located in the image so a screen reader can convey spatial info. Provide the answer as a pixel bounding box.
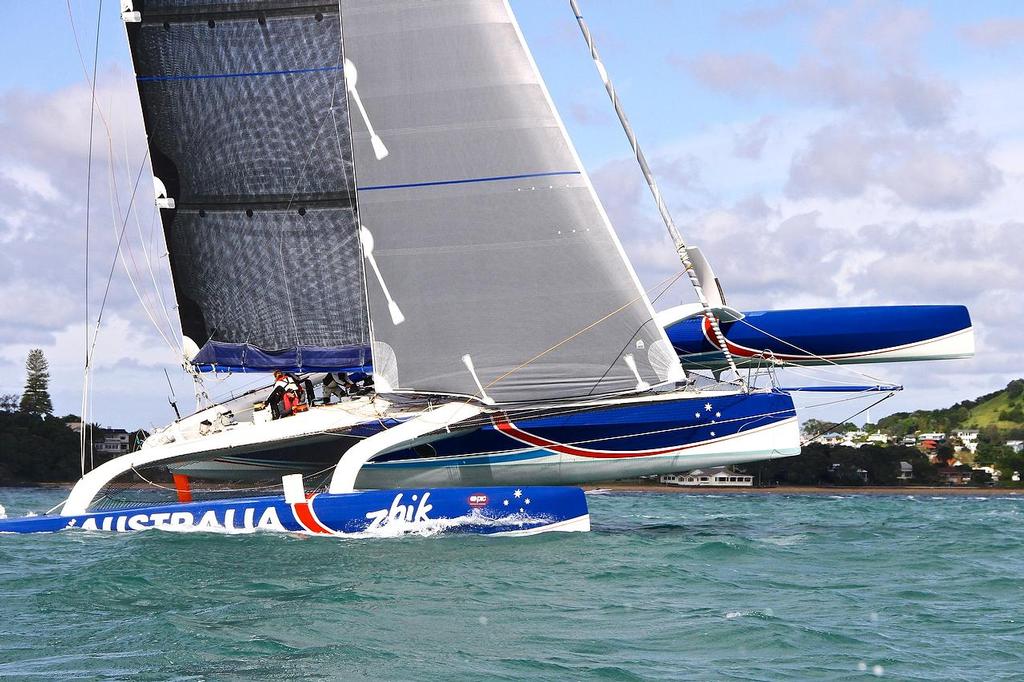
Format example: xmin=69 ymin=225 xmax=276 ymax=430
xmin=710 ymin=431 xmax=716 ymax=437
xmin=715 ymin=411 xmax=721 ymax=418
xmin=704 ymin=403 xmax=712 ymax=411
xmin=694 ymin=412 xmax=701 ymax=418
xmin=525 ymin=498 xmax=531 ymax=505
xmin=513 ymin=489 xmax=523 ymax=498
xmin=503 ymin=499 xmax=509 ymax=506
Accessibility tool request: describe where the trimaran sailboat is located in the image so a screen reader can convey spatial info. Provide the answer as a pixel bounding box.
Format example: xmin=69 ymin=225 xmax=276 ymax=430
xmin=0 ymin=0 xmax=969 ymax=536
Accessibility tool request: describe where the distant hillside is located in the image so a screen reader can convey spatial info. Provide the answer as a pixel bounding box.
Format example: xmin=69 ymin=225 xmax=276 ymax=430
xmin=877 ymin=379 xmax=1024 ymax=438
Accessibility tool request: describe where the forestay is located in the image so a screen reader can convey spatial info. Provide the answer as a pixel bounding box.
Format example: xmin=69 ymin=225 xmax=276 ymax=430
xmin=340 ymin=0 xmax=683 ymax=403
xmin=126 ymin=0 xmax=370 ymax=372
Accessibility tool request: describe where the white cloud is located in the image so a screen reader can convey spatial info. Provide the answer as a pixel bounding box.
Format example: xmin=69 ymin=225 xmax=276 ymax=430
xmin=680 ymin=3 xmax=959 ymax=130
xmin=960 ymin=18 xmax=1024 ymax=49
xmin=786 ymin=122 xmax=1002 ymax=209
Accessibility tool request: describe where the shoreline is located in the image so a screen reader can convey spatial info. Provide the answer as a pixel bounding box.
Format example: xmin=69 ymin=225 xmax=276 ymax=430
xmin=583 ymin=483 xmax=1023 ymax=496
xmin=2 ymin=482 xmax=1021 ymax=497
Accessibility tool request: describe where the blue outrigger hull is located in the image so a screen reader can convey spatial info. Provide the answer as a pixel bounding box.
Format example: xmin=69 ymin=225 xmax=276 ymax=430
xmin=0 ymin=486 xmax=589 ymax=537
xmin=668 ymin=304 xmax=972 ymax=369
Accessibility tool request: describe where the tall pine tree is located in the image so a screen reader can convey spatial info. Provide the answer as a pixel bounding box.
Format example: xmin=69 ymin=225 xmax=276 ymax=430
xmin=19 ymin=349 xmax=53 ymax=416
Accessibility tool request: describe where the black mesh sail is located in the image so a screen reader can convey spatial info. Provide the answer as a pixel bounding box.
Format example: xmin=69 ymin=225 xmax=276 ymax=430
xmin=126 ymin=0 xmax=370 ymax=371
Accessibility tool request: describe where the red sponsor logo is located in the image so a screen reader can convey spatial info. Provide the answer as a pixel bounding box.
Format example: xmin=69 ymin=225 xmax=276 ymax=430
xmin=468 ymin=493 xmax=489 ymax=508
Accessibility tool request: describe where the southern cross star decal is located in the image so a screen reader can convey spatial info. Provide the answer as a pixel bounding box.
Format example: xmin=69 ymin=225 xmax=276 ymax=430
xmin=513 ymin=489 xmax=523 ymax=498
xmin=704 ymin=403 xmax=712 ymax=411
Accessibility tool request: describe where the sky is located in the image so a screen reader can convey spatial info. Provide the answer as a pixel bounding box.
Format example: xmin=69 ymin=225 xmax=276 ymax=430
xmin=0 ymin=1 xmax=1022 ymax=430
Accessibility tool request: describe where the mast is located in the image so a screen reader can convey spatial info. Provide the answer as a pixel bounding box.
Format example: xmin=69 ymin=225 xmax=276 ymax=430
xmin=568 ymin=0 xmax=743 ymax=385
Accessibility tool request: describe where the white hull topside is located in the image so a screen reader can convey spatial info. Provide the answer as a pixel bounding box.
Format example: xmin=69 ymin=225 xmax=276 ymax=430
xmin=143 ymin=385 xmax=800 ymax=488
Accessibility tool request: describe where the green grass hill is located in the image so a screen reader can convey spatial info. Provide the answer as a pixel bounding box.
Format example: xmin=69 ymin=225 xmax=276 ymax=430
xmin=877 ymin=378 xmax=1024 ymax=439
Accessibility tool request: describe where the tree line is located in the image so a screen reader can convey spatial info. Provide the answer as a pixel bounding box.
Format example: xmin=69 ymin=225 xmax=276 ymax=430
xmin=0 ymin=349 xmax=82 ymax=483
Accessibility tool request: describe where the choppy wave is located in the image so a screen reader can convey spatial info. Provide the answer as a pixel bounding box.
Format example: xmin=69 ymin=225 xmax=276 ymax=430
xmin=1 ymin=487 xmax=1022 ymax=680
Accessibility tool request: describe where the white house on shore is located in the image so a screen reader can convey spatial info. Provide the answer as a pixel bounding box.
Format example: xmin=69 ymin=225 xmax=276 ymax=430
xmin=661 ymin=468 xmax=754 ymax=487
xmin=817 ymin=432 xmax=846 ymax=446
xmin=898 ymin=461 xmax=914 ymax=481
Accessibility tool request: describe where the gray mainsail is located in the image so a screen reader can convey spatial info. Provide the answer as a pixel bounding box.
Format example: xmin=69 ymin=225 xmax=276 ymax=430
xmin=125 ymin=0 xmax=370 ymax=371
xmin=340 ymin=0 xmax=683 ymax=402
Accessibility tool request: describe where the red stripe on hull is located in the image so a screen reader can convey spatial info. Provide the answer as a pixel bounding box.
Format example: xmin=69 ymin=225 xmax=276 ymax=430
xmin=292 ymin=498 xmax=332 ymax=534
xmin=493 ymin=417 xmax=685 ymax=459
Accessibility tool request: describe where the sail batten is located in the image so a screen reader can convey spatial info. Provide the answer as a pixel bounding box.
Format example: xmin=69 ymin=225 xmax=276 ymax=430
xmin=126 ymin=0 xmax=371 ymax=371
xmin=341 ymin=0 xmax=682 ymax=403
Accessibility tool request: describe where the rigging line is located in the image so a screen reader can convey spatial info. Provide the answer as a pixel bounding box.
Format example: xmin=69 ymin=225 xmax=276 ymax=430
xmin=69 ymin=6 xmax=181 ymax=360
xmin=776 ymin=363 xmax=878 ymax=387
xmin=101 ymin=75 xmax=176 ymax=353
xmin=74 ymin=0 xmax=103 ymax=475
xmin=799 ymin=392 xmax=897 ymax=447
xmin=102 ymin=95 xmax=152 ymax=307
xmin=583 ymin=269 xmax=691 ymax=398
xmin=86 ymin=149 xmax=151 ymax=366
xmin=483 ymin=269 xmax=692 ymax=393
xmin=103 ymin=146 xmax=180 ymax=356
xmin=733 ymin=316 xmax=892 ymax=385
xmin=104 ymin=135 xmax=180 ymax=356
xmin=118 ymin=78 xmax=181 ymax=351
xmin=569 ymin=0 xmax=742 ymax=386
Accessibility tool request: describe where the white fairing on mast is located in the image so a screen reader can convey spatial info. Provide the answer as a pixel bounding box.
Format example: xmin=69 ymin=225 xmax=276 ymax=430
xmin=182 ymin=336 xmax=201 ymax=362
xmin=153 ymin=176 xmax=174 ymax=209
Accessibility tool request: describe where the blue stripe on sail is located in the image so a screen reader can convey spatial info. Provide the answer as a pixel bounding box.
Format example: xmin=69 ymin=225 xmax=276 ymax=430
xmin=137 ymin=65 xmax=342 ymax=82
xmin=357 ymin=170 xmax=581 ymax=192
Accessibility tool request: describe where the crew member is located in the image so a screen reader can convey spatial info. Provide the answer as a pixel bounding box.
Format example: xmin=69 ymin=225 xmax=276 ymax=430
xmin=322 ymin=371 xmax=354 ymax=403
xmin=267 ymin=370 xmax=301 ymax=419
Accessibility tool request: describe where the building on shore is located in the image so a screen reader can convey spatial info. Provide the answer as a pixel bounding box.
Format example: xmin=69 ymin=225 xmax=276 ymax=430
xmin=954 ymin=430 xmax=980 ymax=453
xmin=64 ymin=421 xmax=134 ymax=459
xmin=660 ymin=467 xmax=754 ymax=487
xmin=898 ymin=461 xmax=914 ymax=481
xmin=937 ymin=467 xmax=973 ymax=486
xmin=817 ymin=432 xmax=846 ymax=446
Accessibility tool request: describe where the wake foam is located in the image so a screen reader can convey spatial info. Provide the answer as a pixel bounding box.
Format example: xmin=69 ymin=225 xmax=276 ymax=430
xmin=342 ymin=509 xmax=557 ymax=539
xmin=124 ymin=509 xmax=559 ymax=539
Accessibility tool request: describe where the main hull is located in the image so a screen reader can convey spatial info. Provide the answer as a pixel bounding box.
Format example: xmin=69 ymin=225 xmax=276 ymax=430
xmin=170 ymin=390 xmax=800 ymax=487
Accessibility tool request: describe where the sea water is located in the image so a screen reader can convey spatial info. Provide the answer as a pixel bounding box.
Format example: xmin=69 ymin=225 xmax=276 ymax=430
xmin=0 ymin=487 xmax=1021 ymax=680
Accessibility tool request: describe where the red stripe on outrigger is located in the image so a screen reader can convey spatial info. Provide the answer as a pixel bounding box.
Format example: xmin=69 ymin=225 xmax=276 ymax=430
xmin=292 ymin=499 xmax=332 ymax=534
xmin=493 ymin=417 xmax=686 ymax=459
